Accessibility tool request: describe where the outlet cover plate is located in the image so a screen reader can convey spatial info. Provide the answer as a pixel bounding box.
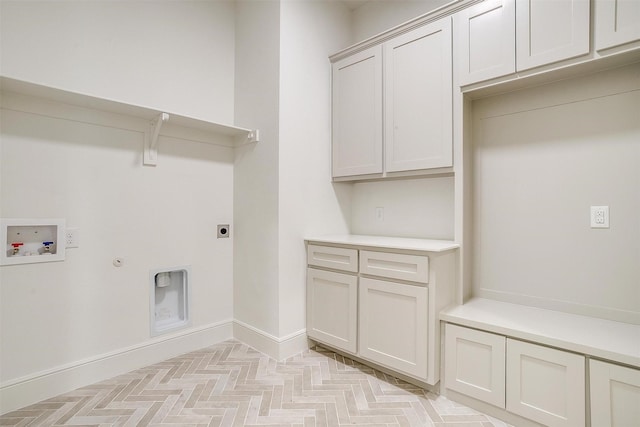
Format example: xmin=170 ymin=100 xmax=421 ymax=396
xmin=590 ymin=206 xmax=609 ymax=228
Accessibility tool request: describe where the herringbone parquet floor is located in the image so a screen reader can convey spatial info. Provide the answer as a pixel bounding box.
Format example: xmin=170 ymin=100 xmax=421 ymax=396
xmin=0 ymin=340 xmax=511 ymax=427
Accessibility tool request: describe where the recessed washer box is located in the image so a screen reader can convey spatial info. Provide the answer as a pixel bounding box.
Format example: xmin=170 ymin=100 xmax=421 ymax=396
xmin=1 ymin=218 xmax=66 ymax=266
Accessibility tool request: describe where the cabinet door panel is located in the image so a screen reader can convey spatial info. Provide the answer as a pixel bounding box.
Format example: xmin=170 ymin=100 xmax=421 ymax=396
xmin=445 ymin=324 xmax=506 ymax=408
xmin=307 ymin=268 xmax=357 ymax=354
xmin=359 ymin=278 xmax=428 ymax=379
xmin=384 ymin=19 xmax=452 ymax=172
xmin=506 ymin=339 xmax=585 ymax=427
xmin=590 ymin=359 xmax=640 ymax=426
xmin=454 ymin=0 xmax=516 ymax=85
xmin=516 ymin=0 xmax=590 ymax=71
xmin=332 ymin=46 xmax=383 ymax=178
xmin=595 ymin=0 xmax=640 ymax=50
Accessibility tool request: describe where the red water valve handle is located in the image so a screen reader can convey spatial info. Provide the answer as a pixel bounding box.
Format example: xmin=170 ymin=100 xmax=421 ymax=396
xmin=11 ymin=242 xmax=24 ymax=248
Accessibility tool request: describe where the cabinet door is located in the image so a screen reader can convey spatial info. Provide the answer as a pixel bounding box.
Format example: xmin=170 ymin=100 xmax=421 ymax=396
xmin=332 ymin=45 xmax=383 ymax=178
xmin=359 ymin=277 xmax=428 ymax=379
xmin=454 ymin=0 xmax=516 ymax=85
xmin=506 ymin=339 xmax=585 ymax=427
xmin=590 ymin=359 xmax=640 ymax=427
xmin=307 ymin=268 xmax=357 ymax=354
xmin=384 ymin=19 xmax=452 ymax=172
xmin=595 ymin=0 xmax=640 ymax=50
xmin=444 ymin=324 xmax=506 ymax=408
xmin=516 ymin=0 xmax=590 ymax=71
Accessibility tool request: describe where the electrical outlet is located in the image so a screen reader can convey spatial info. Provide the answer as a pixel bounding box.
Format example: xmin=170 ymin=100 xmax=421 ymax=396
xmin=65 ymin=227 xmax=79 ymax=248
xmin=590 ymin=206 xmax=609 ymax=229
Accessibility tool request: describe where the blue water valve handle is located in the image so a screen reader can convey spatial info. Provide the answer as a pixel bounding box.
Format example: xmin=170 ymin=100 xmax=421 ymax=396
xmin=43 ymin=241 xmax=54 ymax=246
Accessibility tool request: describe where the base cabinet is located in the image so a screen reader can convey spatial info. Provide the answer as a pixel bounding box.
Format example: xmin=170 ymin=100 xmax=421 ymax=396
xmin=590 ymin=359 xmax=640 ymax=427
xmin=445 ymin=324 xmax=587 ymax=427
xmin=359 ymin=278 xmax=428 ymax=379
xmin=306 ymin=268 xmax=357 ymax=354
xmin=506 ymin=339 xmax=585 ymax=427
xmin=306 ymin=238 xmax=458 ymax=386
xmin=444 ymin=324 xmax=506 ymax=408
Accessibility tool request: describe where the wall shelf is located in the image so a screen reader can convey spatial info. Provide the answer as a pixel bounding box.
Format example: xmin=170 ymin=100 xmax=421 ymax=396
xmin=0 ymin=76 xmax=259 ymax=165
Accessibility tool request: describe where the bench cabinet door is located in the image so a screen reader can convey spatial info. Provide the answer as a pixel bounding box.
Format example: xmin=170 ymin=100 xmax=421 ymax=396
xmin=445 ymin=324 xmax=506 ymax=408
xmin=590 ymin=359 xmax=640 ymax=427
xmin=506 ymin=339 xmax=585 ymax=427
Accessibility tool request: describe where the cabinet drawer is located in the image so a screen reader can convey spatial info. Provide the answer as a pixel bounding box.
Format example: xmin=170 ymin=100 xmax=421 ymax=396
xmin=307 ymin=245 xmax=358 ymax=272
xmin=360 ymin=250 xmax=428 ymax=283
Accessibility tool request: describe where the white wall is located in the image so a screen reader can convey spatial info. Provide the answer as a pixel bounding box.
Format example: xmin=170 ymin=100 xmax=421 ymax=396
xmin=278 ymin=0 xmax=352 ymax=337
xmin=233 ymin=0 xmax=282 ymax=338
xmin=0 ymin=106 xmax=235 ymax=381
xmin=0 ymin=0 xmax=237 ymax=410
xmin=471 ymin=64 xmax=640 ymax=324
xmin=351 ymin=0 xmax=451 ymax=41
xmin=0 ymin=0 xmax=235 ymax=123
xmin=351 ymin=177 xmax=454 ymax=239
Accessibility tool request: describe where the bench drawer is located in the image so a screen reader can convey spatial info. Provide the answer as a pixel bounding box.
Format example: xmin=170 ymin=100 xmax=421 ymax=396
xmin=307 ymin=244 xmax=358 ymax=272
xmin=360 ymin=250 xmax=429 ymax=283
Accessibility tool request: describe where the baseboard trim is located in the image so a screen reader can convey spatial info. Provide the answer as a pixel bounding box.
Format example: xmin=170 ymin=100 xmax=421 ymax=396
xmin=232 ymin=320 xmax=309 ymax=361
xmin=0 ymin=320 xmax=233 ymax=415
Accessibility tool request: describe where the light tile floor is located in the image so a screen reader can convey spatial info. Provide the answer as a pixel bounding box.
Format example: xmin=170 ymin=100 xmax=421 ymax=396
xmin=0 ymin=341 xmax=511 ymax=426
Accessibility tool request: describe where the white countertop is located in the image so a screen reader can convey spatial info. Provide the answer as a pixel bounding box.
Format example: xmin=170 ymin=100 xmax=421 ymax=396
xmin=305 ymin=234 xmax=459 ymax=253
xmin=441 ymin=298 xmax=640 ymax=368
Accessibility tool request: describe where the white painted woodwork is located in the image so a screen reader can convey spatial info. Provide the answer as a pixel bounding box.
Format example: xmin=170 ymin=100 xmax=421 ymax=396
xmin=359 ymin=250 xmax=429 ymax=283
xmin=306 ymin=235 xmax=459 ymax=252
xmin=440 ymin=298 xmax=640 ymax=368
xmin=454 ymin=0 xmax=516 ymax=85
xmin=306 ymin=268 xmax=358 ymax=354
xmin=595 ymin=0 xmax=640 ymax=50
xmin=331 ymin=45 xmax=383 ymax=177
xmin=307 ymin=244 xmax=358 ymax=273
xmin=383 ymin=18 xmax=452 ymax=172
xmin=515 ymin=0 xmax=590 ymax=71
xmin=506 ymin=339 xmax=585 ymax=427
xmin=444 ymin=324 xmax=506 ymax=408
xmin=359 ymin=277 xmax=428 ymax=379
xmin=590 ymin=359 xmax=640 ymax=427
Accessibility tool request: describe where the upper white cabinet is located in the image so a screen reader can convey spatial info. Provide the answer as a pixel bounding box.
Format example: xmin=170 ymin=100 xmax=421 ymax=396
xmin=516 ymin=0 xmax=590 ymax=71
xmin=595 ymin=0 xmax=640 ymax=50
xmin=454 ymin=0 xmax=516 ymax=85
xmin=331 ymin=18 xmax=452 ymax=179
xmin=332 ymin=46 xmax=383 ymax=178
xmin=383 ymin=19 xmax=453 ymax=172
xmin=455 ymin=0 xmax=594 ymax=85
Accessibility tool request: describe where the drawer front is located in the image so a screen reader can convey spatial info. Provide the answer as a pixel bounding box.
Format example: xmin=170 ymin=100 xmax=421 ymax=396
xmin=307 ymin=244 xmax=358 ymax=272
xmin=360 ymin=250 xmax=428 ymax=283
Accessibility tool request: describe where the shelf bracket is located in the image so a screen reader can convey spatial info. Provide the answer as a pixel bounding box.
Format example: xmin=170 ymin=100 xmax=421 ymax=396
xmin=234 ymin=129 xmax=260 ymax=146
xmin=143 ymin=112 xmax=170 ymax=166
